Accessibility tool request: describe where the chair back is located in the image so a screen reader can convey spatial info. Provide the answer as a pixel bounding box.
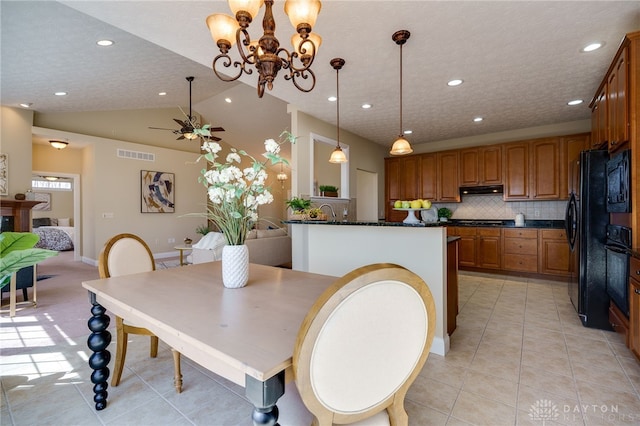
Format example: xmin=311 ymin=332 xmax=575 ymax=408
xmin=292 ymin=263 xmax=436 ymax=425
xmin=98 ymin=233 xmax=155 ymax=278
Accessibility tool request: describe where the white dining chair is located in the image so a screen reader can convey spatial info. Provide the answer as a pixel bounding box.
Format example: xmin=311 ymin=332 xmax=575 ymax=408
xmin=98 ymin=233 xmax=183 ymax=393
xmin=278 ymin=263 xmax=436 ymax=425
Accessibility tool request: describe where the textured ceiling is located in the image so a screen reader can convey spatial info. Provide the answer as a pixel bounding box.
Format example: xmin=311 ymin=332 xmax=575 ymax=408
xmin=2 ymin=1 xmax=639 ymax=150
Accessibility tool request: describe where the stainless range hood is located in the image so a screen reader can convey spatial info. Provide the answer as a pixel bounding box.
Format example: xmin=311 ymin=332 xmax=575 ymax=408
xmin=459 ymin=185 xmax=504 ymax=195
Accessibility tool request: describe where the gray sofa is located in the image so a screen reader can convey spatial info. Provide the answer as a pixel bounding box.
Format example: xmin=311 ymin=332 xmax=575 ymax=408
xmin=187 ymin=228 xmax=292 ymax=267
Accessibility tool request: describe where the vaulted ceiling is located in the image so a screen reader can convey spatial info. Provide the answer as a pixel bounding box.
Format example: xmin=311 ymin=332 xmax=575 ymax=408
xmin=2 ymin=1 xmax=639 ymax=152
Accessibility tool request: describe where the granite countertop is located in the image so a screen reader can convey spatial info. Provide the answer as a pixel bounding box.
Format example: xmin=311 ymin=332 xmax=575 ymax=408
xmin=283 ymin=220 xmax=444 ymax=228
xmin=447 ymin=219 xmax=565 ymax=229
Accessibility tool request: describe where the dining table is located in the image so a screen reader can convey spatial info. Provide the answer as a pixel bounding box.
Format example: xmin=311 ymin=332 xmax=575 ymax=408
xmin=82 ymin=261 xmax=336 ymax=425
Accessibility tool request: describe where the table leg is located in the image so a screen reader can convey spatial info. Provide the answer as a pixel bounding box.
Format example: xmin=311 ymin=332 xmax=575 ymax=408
xmin=87 ymin=291 xmax=112 ymax=410
xmin=246 ymin=370 xmax=285 ymax=426
xmin=179 ymin=250 xmax=184 ymax=266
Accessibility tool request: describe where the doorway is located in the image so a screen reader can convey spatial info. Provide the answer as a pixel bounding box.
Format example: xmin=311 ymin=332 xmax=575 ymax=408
xmin=356 ymin=169 xmax=378 ymax=221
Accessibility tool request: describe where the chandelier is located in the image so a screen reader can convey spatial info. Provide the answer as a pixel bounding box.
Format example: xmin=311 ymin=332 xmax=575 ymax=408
xmin=207 ymin=0 xmax=322 ymax=98
xmin=329 ymin=58 xmax=347 ymax=164
xmin=390 ymin=30 xmax=413 ymax=156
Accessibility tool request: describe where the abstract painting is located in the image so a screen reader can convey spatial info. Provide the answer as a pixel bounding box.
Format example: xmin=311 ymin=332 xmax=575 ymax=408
xmin=32 ymin=192 xmax=51 ymax=211
xmin=141 ymin=170 xmax=175 ymax=213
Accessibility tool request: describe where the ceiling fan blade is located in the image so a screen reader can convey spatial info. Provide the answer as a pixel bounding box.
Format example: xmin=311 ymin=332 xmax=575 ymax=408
xmin=148 ymin=127 xmax=175 ymax=131
xmin=173 ymin=118 xmax=188 ymax=127
xmin=209 ymin=127 xmax=225 ymax=132
xmin=208 ymin=136 xmax=222 ymax=141
xmin=176 ymin=135 xmax=185 ymax=140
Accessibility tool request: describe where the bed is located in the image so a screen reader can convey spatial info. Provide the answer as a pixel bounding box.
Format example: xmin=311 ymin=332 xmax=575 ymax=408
xmin=33 ymin=224 xmax=75 ymax=251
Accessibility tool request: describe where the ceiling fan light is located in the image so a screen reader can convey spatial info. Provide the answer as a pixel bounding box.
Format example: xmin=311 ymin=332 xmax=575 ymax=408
xmin=329 ymin=146 xmax=347 ymax=163
xmin=207 ymin=13 xmax=239 ymax=49
xmin=183 ymin=132 xmax=199 ymax=140
xmin=285 ymin=0 xmax=321 ymax=31
xmin=49 ymin=140 xmax=69 ymax=150
xmin=390 ymin=136 xmax=412 ymax=155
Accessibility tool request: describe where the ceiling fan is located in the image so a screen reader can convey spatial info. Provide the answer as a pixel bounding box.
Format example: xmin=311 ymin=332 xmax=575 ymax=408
xmin=149 ymin=76 xmax=225 ymax=141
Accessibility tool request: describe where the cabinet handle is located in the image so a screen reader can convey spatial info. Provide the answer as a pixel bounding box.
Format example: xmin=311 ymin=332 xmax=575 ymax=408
xmin=636 ymin=270 xmax=640 ymax=276
xmin=635 ymin=288 xmax=640 ymax=295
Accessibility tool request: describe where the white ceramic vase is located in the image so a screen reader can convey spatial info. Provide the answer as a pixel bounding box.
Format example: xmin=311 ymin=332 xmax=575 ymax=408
xmin=221 ymin=244 xmax=249 ymax=288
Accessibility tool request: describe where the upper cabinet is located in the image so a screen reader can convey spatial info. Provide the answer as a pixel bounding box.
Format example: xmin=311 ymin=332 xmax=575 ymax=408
xmin=384 ymin=156 xmax=421 ymax=222
xmin=608 ymin=46 xmax=629 ymax=152
xmin=530 ymin=137 xmax=565 ymax=200
xmin=590 ymin=86 xmax=608 ymax=149
xmin=437 ymin=150 xmax=460 ymax=202
xmin=459 ymin=145 xmax=502 ymax=187
xmin=503 ymin=142 xmax=529 ymax=200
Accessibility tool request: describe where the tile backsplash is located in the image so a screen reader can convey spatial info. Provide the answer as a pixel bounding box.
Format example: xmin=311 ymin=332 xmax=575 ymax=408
xmin=434 ymin=194 xmax=566 ymax=220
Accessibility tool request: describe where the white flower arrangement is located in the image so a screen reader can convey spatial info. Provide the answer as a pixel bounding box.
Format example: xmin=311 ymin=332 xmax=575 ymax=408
xmin=194 ymin=130 xmax=296 ymax=246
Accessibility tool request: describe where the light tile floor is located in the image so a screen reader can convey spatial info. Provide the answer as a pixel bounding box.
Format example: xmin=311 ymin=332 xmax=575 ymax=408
xmin=1 ymin=257 xmax=640 ymax=425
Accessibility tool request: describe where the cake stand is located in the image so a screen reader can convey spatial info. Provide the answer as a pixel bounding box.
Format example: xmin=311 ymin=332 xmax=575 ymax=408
xmin=393 ymin=208 xmax=426 ymax=224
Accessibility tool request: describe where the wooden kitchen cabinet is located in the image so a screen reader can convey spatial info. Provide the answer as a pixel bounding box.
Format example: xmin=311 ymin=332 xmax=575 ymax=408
xmin=563 ymin=133 xmax=590 ymax=198
xmin=530 ymin=137 xmax=565 ymax=200
xmin=437 ymin=150 xmax=460 ymax=202
xmin=590 ymin=85 xmax=608 ymax=149
xmin=384 ymin=156 xmax=421 ymax=221
xmin=477 ymin=228 xmax=501 ymax=269
xmin=456 ymin=227 xmax=477 ymax=267
xmin=420 ymin=153 xmax=437 ymax=200
xmin=607 ymin=45 xmax=629 ymax=152
xmin=503 ymin=142 xmax=530 ymax=200
xmin=459 ymin=145 xmax=502 ymax=187
xmin=502 ymin=228 xmax=538 ymax=273
xmin=538 ymin=229 xmax=570 ymax=276
xmin=629 ymin=256 xmax=640 ymax=361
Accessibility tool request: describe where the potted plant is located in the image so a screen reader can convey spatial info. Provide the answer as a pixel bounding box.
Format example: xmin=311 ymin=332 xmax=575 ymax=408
xmin=286 ymin=197 xmax=311 ymax=219
xmin=195 ymin=224 xmax=211 ymax=236
xmin=319 ymin=185 xmax=339 ymax=197
xmin=437 ymin=207 xmax=453 ymax=222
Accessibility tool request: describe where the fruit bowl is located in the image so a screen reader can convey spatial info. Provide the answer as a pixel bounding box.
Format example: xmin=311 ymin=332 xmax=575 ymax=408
xmin=393 ymin=208 xmax=426 ymax=224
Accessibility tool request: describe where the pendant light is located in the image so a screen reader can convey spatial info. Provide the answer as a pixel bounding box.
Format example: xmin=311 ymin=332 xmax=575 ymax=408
xmin=329 ymin=58 xmax=348 ymax=164
xmin=390 ymin=30 xmax=413 ymax=156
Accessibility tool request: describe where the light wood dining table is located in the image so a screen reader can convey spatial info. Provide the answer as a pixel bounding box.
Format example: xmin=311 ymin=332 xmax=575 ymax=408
xmin=82 ymin=261 xmax=336 ymax=425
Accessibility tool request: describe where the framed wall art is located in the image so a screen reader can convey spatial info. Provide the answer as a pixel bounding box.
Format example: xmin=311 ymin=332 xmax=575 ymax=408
xmin=32 ymin=192 xmax=51 ymax=211
xmin=0 ymin=153 xmax=7 ymax=196
xmin=141 ymin=170 xmax=175 ymax=213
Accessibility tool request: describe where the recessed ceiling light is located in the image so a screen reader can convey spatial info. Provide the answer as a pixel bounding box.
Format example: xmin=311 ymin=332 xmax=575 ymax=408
xmin=447 ymin=79 xmax=463 ymax=87
xmin=328 ymin=96 xmax=337 ymax=102
xmin=225 ymin=97 xmax=232 ymax=103
xmin=54 ymin=91 xmax=67 ymax=96
xmin=582 ymin=42 xmax=603 ymax=52
xmin=96 ymin=39 xmax=114 ymax=47
xmin=361 ymin=103 xmax=372 ymax=109
xmin=567 ymin=99 xmax=583 ymax=106
xmin=20 ymin=103 xmax=32 ymax=108
xmin=158 ymin=92 xmax=167 ymax=96
xmin=403 ymin=130 xmax=412 ymax=135
xmin=473 ymin=117 xmax=483 ymax=122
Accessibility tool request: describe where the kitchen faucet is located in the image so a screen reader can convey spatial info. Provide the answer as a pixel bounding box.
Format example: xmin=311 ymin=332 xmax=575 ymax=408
xmin=318 ymin=204 xmax=336 ymax=221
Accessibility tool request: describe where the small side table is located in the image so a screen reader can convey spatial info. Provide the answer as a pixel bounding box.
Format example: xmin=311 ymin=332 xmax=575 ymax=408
xmin=174 ymin=245 xmax=192 ymax=266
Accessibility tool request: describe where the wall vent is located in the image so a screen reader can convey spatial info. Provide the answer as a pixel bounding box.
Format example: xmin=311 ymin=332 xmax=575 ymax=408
xmin=117 ymin=149 xmax=155 ymax=162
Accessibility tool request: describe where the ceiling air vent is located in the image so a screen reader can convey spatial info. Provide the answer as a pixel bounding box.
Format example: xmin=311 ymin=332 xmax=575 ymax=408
xmin=117 ymin=149 xmax=155 ymax=162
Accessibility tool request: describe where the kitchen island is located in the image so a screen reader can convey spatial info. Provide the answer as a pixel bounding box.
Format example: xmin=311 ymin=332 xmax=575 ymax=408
xmin=285 ymin=220 xmax=451 ymax=355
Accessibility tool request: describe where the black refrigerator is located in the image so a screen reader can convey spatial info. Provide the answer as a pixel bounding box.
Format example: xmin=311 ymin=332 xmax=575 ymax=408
xmin=565 ymin=149 xmax=610 ymax=330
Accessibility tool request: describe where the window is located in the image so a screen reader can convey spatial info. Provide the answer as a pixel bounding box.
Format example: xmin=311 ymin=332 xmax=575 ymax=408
xmin=32 ymin=178 xmax=72 ymax=191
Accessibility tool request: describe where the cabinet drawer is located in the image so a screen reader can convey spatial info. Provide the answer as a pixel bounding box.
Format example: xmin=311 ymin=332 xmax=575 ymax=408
xmin=503 ymin=254 xmax=538 ymax=272
xmin=456 ymin=228 xmax=477 ymax=236
xmin=504 ymin=228 xmax=537 ymax=239
xmin=540 ymin=229 xmax=567 ymax=240
xmin=477 ymin=228 xmax=501 ymax=237
xmin=631 ymin=256 xmax=640 ymax=280
xmin=504 ymin=238 xmax=538 ymax=255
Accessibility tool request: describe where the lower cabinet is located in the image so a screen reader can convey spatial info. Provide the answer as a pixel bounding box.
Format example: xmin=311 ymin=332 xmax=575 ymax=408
xmin=538 ymin=229 xmax=570 ymax=277
xmin=629 ymin=256 xmax=640 ymax=361
xmin=477 ymin=228 xmax=501 ymax=269
xmin=503 ymin=228 xmax=538 ymax=273
xmin=456 ymin=227 xmax=477 ymax=268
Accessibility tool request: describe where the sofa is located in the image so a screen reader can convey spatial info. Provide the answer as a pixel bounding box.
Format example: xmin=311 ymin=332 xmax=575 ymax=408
xmin=187 ymin=228 xmax=292 ymax=267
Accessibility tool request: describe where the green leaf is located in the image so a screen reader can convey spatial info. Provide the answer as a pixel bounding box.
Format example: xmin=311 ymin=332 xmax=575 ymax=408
xmin=0 ymin=232 xmax=39 ymax=256
xmin=0 ymin=247 xmax=58 ymax=289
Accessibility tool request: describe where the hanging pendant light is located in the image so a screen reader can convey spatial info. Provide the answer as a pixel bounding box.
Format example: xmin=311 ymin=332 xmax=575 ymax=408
xmin=329 ymin=58 xmax=348 ymax=164
xmin=390 ymin=30 xmax=413 ymax=156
